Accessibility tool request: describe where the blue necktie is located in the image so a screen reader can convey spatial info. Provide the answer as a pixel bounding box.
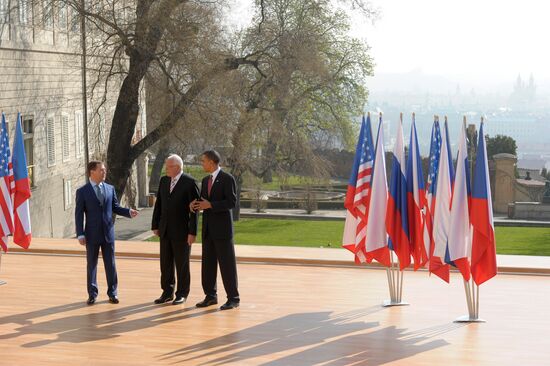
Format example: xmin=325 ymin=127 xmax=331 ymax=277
xmin=95 ymin=184 xmax=104 ymax=206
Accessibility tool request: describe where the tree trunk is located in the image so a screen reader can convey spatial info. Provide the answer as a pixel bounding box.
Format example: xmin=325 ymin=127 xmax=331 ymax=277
xmin=233 ymin=172 xmax=243 ymax=221
xmin=107 ymin=56 xmax=255 ymax=197
xmin=149 ymin=143 xmax=170 ymax=194
xmin=106 ymin=55 xmax=152 ymax=198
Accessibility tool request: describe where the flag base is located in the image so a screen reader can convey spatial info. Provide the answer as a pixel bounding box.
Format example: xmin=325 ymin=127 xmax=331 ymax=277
xmin=382 ymin=300 xmax=409 ymax=307
xmin=453 ymin=315 xmax=486 ymax=323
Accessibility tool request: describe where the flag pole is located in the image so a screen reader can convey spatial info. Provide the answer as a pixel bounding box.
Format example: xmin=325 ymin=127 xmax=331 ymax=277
xmin=0 ymin=250 xmax=6 ymax=286
xmin=384 ymin=250 xmax=408 ymax=306
xmin=386 ymin=267 xmax=394 ymax=301
xmin=399 ymin=268 xmax=404 ymax=303
xmin=383 ymin=111 xmax=409 ymax=307
xmin=455 ymin=117 xmax=487 ymax=323
xmin=475 ymin=285 xmax=479 ymax=319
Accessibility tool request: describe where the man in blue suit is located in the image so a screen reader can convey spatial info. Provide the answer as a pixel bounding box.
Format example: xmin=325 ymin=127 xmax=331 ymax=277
xmin=75 ymin=161 xmax=138 ymax=305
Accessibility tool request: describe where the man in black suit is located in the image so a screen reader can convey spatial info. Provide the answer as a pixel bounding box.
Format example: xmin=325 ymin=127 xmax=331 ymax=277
xmin=191 ymin=150 xmax=240 ymax=310
xmin=152 ymin=154 xmax=200 ymax=305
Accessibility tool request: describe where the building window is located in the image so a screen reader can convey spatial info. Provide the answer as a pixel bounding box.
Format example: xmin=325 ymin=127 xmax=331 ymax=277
xmin=46 ymin=115 xmax=55 ymax=166
xmin=70 ymin=6 xmax=79 ymax=32
xmin=22 ymin=115 xmax=35 ymax=187
xmin=18 ymin=0 xmax=31 ymax=25
xmin=61 ymin=113 xmax=70 ymax=162
xmin=57 ymin=2 xmax=67 ymax=30
xmin=42 ymin=0 xmax=52 ymax=29
xmin=75 ymin=111 xmax=83 ymax=158
xmin=63 ymin=179 xmax=72 ymax=210
xmin=0 ymin=0 xmax=9 ymax=23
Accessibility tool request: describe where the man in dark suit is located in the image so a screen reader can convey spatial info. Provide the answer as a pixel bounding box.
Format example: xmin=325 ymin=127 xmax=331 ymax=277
xmin=151 ymin=154 xmax=200 ymax=305
xmin=191 ymin=150 xmax=240 ymax=310
xmin=75 ymin=161 xmax=138 ymax=305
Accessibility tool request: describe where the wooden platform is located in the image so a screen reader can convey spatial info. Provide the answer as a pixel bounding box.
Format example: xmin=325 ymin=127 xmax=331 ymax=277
xmin=0 ymin=252 xmax=549 ymax=365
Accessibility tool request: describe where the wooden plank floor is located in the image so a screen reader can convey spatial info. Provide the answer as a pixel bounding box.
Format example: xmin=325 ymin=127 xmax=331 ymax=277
xmin=0 ymin=253 xmax=548 ymax=365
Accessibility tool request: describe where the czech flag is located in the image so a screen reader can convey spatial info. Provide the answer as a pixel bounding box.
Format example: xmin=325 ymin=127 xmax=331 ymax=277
xmin=470 ymin=121 xmax=497 ymax=285
xmin=12 ymin=113 xmax=31 ymax=249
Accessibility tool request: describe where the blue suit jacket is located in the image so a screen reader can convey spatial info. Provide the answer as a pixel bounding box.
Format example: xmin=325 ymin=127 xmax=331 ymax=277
xmin=75 ymin=182 xmax=131 ymax=245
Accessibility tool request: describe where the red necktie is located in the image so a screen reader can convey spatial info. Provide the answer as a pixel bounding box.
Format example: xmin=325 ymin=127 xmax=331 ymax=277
xmin=207 ymin=175 xmax=213 ymax=196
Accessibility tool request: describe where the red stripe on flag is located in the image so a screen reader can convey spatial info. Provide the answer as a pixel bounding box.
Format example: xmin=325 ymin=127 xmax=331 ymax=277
xmin=407 ymin=192 xmax=427 ymax=270
xmin=470 ymin=198 xmax=497 ymax=285
xmin=454 ymin=257 xmax=471 ymax=281
xmin=356 ymin=167 xmax=372 ymax=180
xmin=366 ymin=246 xmax=391 ymax=267
xmin=429 ymin=257 xmax=450 ymax=283
xmin=386 ymin=195 xmax=411 ymax=270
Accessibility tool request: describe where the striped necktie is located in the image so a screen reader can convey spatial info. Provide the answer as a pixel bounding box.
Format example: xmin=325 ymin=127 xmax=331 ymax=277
xmin=170 ymin=177 xmax=177 ymax=193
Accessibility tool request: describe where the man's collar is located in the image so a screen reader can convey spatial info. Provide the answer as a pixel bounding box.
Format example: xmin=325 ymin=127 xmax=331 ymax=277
xmin=172 ymin=171 xmax=183 ymax=181
xmin=90 ymin=179 xmax=103 ymax=187
xmin=211 ymin=166 xmax=221 ymax=180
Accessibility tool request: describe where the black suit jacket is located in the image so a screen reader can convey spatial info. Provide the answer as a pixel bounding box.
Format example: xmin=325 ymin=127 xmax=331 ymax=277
xmin=151 ymin=174 xmax=200 ymax=241
xmin=200 ymin=170 xmax=237 ymax=240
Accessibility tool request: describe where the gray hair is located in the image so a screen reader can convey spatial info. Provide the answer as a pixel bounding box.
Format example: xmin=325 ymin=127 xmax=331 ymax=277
xmin=166 ymin=154 xmax=184 ymax=168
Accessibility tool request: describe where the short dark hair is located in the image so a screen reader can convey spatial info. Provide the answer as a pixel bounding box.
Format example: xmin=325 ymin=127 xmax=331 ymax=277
xmin=87 ymin=160 xmax=105 ymax=176
xmin=202 ymin=150 xmax=221 ymax=164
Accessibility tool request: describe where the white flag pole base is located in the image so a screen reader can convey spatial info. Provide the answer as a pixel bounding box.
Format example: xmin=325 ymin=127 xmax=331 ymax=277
xmin=382 ymin=300 xmax=410 ymax=307
xmin=454 ymin=315 xmax=486 ymax=323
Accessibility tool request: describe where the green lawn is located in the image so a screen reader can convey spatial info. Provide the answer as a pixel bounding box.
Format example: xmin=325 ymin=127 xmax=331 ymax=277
xmin=147 ymin=163 xmax=310 ymax=190
xmin=494 ymin=226 xmax=550 ymax=256
xmin=147 ymin=218 xmax=550 ymax=256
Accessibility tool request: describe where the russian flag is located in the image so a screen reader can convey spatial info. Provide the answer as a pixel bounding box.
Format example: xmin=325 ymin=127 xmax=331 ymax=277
xmin=447 ymin=121 xmax=472 ymax=281
xmin=470 ymin=121 xmax=497 ymax=285
xmin=364 ymin=115 xmax=390 ymax=266
xmin=343 ymin=115 xmax=375 ymax=263
xmin=432 ymin=119 xmax=454 ymax=282
xmin=406 ymin=114 xmax=427 ymax=270
xmin=386 ymin=115 xmax=410 ymax=270
xmin=12 ymin=113 xmax=31 ymax=249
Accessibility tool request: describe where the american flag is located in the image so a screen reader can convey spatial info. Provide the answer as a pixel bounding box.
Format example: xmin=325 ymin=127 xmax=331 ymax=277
xmin=426 ymin=120 xmax=442 ymax=208
xmin=426 ymin=119 xmax=451 ymax=282
xmin=0 ymin=113 xmax=14 ymax=252
xmin=343 ymin=115 xmax=375 ymax=263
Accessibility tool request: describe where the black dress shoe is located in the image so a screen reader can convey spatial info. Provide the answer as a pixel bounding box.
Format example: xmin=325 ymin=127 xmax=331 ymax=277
xmin=109 ymin=296 xmax=119 ymax=304
xmin=172 ymin=296 xmax=186 ymax=305
xmin=220 ymin=301 xmax=240 ymax=310
xmin=87 ymin=297 xmax=96 ymax=305
xmin=154 ymin=294 xmax=174 ymax=304
xmin=196 ymin=297 xmax=218 ymax=308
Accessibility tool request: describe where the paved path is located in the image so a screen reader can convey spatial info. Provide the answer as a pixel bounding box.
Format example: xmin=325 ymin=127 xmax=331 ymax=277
xmin=115 ymin=207 xmax=550 ymax=242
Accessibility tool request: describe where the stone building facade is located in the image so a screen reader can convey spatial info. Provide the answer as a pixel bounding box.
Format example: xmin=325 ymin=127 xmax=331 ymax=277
xmin=0 ymin=1 xmax=147 ymax=238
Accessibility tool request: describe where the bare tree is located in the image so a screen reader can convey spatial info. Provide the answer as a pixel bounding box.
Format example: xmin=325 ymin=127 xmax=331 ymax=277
xmin=54 ymin=0 xmax=261 ymax=197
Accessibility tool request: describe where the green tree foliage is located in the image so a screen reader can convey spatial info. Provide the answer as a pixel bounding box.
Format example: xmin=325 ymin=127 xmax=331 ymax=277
xmin=486 ymin=134 xmax=517 ymax=159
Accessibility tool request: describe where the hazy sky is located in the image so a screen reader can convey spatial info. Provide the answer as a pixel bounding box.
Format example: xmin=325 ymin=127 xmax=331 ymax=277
xmin=230 ymin=0 xmax=550 ymax=85
xmin=355 ymin=0 xmax=550 ymax=83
